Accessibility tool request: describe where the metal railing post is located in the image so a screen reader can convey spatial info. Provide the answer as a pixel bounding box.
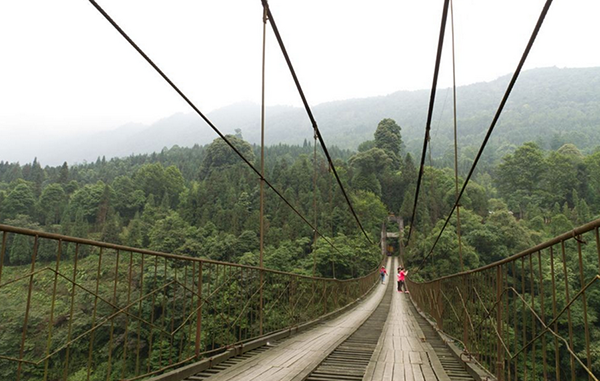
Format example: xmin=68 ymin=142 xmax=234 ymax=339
xmin=436 ymin=280 xmax=444 ymax=330
xmin=496 ymin=264 xmax=504 ymax=381
xmin=462 ymin=275 xmax=469 ymax=354
xmin=195 ymin=262 xmax=203 ymax=358
xmin=17 ymin=235 xmax=38 ymax=381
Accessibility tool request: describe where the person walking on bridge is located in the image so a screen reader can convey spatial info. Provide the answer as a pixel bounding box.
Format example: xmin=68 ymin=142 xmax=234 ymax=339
xmin=380 ymin=266 xmax=387 ymax=284
xmin=397 ymin=266 xmax=408 ymax=293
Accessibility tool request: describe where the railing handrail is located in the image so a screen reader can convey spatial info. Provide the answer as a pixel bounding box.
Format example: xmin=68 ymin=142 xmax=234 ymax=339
xmin=407 ymin=218 xmax=600 ymax=381
xmin=0 ymin=223 xmax=379 ymax=282
xmin=412 ymin=217 xmax=600 ymax=284
xmin=0 ymin=223 xmax=383 ymax=380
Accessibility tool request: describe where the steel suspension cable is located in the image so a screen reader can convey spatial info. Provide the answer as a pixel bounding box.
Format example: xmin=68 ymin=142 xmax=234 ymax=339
xmin=88 ymin=0 xmax=343 ymax=257
xmin=405 ymin=0 xmax=451 ymax=244
xmin=313 ymin=135 xmax=318 ymax=277
xmin=414 ymin=0 xmax=554 ymax=273
xmin=260 ymin=0 xmax=374 ymax=245
xmin=259 ymin=8 xmax=267 ymax=268
xmin=450 ymin=0 xmax=464 ymax=272
xmin=259 ymin=5 xmax=267 ymax=336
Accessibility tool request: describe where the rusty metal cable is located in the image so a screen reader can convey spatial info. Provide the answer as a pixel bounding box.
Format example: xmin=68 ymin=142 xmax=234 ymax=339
xmin=406 ymin=0 xmax=450 ymax=244
xmin=88 ymin=0 xmax=345 ymax=258
xmin=450 ymin=0 xmax=464 ymax=272
xmin=260 ymin=0 xmax=374 ymax=246
xmin=414 ymin=0 xmax=554 ymax=273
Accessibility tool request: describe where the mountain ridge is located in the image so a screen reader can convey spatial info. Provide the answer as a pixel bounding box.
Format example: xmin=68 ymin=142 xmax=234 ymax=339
xmin=4 ymin=66 xmax=600 ymax=166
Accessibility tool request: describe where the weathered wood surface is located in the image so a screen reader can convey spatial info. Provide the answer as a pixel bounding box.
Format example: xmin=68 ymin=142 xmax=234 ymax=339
xmin=200 ymin=258 xmax=393 ymax=381
xmin=364 ymin=258 xmax=450 ymax=381
xmin=196 ymin=256 xmax=452 ymax=381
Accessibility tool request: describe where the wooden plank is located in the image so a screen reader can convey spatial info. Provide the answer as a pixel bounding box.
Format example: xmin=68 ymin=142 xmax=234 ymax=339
xmin=269 ymin=349 xmax=305 ymax=368
xmin=412 ymin=364 xmax=425 ymax=381
xmin=393 ymin=349 xmax=404 ymax=364
xmin=392 ymin=364 xmax=406 ymax=381
xmin=409 ymin=351 xmax=422 ymax=364
xmin=402 ymin=351 xmax=411 ymax=367
xmin=257 ymin=367 xmax=295 ymax=381
xmin=420 ymin=364 xmax=438 ymax=380
xmin=213 ymin=361 xmax=261 ymax=381
xmin=248 ymin=366 xmax=289 ymax=381
xmin=234 ymin=364 xmax=275 ymax=381
xmin=369 ymin=358 xmax=388 ymax=381
xmin=381 ymin=362 xmax=394 ymax=381
xmin=404 ymin=362 xmax=415 ymax=381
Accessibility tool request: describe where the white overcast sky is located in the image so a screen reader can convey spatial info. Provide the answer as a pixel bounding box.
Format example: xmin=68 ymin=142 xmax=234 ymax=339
xmin=1 ymin=0 xmax=599 ymax=141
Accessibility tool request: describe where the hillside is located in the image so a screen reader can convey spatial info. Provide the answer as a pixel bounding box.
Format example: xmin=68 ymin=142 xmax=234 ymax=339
xmin=7 ymin=67 xmax=600 ymax=166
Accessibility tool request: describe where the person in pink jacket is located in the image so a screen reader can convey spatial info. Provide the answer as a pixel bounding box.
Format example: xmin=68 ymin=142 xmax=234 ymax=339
xmin=397 ymin=266 xmax=408 ymax=293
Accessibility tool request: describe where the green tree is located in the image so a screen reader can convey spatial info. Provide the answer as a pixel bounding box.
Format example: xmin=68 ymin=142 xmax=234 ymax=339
xmin=148 ymin=211 xmax=199 ymax=255
xmin=101 ymin=212 xmax=122 ymax=244
xmin=9 ymin=233 xmax=33 ymax=265
xmin=3 ymin=182 xmax=36 ymax=219
xmin=58 ymin=161 xmax=69 ymax=184
xmin=584 ymin=150 xmax=600 ymax=211
xmin=349 ymin=148 xmax=392 ymax=196
xmin=120 ymin=214 xmax=144 ymax=247
xmin=28 ymin=157 xmax=45 ymax=197
xmin=112 ymin=176 xmax=145 ymax=220
xmin=200 ymin=135 xmax=255 ymax=178
xmin=496 ymin=142 xmax=546 ymax=218
xmin=164 ymin=165 xmax=185 ymax=208
xmin=543 ymin=150 xmax=580 ymax=207
xmin=39 ymin=183 xmax=67 ymax=225
xmin=64 ymin=180 xmax=79 ymax=196
xmin=398 ymin=153 xmax=417 ymax=217
xmin=358 ymin=140 xmax=376 ymax=152
xmin=374 ymin=118 xmax=403 ymax=167
xmin=134 ymin=163 xmax=167 ymax=200
xmin=68 ymin=181 xmax=107 ymax=224
xmin=351 ymin=190 xmax=389 ymax=239
xmin=549 ymin=213 xmax=573 ymax=236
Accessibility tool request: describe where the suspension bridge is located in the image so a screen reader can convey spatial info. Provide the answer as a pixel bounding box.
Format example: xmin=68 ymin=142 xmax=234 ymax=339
xmin=1 ymin=0 xmax=599 ymax=380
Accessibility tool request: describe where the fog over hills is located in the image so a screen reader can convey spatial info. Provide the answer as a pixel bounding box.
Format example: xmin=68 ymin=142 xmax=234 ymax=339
xmin=4 ymin=67 xmax=600 ymax=166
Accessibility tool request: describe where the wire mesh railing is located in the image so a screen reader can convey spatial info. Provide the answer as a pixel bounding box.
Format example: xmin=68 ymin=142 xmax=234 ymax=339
xmin=407 ymin=218 xmax=600 ymax=381
xmin=0 ymin=224 xmax=379 ymax=381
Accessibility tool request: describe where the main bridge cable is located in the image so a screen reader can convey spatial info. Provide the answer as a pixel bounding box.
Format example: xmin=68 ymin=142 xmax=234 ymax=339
xmin=450 ymin=0 xmax=464 ymax=272
xmin=414 ymin=0 xmax=554 ymax=273
xmin=88 ymin=0 xmax=344 ymax=256
xmin=405 ymin=0 xmax=451 ymax=245
xmin=260 ymin=0 xmax=374 ymax=246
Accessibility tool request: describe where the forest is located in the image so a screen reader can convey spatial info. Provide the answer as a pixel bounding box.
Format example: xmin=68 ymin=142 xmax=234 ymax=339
xmin=1 ymin=117 xmax=600 ymax=379
xmin=2 ymin=118 xmax=600 ymax=278
xmin=0 ymin=135 xmax=385 ymax=280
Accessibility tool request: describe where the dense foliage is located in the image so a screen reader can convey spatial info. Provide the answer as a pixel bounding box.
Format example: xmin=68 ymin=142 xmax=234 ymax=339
xmin=405 ymin=141 xmax=600 ymax=278
xmin=2 ymin=121 xmax=600 ymax=278
xmin=0 ymin=133 xmax=385 ymax=279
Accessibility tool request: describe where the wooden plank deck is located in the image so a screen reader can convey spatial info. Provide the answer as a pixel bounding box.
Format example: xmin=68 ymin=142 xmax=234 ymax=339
xmin=202 ymin=257 xmax=393 ymax=381
xmin=364 ymin=258 xmax=450 ymax=381
xmin=196 ymin=256 xmax=452 ymax=381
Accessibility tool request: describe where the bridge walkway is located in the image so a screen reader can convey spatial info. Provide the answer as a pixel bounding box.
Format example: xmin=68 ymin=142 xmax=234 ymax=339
xmin=184 ymin=259 xmax=391 ymax=381
xmin=364 ymin=274 xmax=450 ymax=381
xmin=159 ymin=257 xmax=471 ymax=381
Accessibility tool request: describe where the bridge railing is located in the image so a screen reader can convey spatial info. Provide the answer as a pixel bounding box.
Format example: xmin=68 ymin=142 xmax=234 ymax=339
xmin=0 ymin=224 xmax=379 ymax=381
xmin=407 ymin=219 xmax=600 ymax=381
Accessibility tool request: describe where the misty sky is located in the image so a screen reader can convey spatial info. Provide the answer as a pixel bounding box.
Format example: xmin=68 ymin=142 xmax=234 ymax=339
xmin=1 ymin=0 xmax=599 ymax=155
